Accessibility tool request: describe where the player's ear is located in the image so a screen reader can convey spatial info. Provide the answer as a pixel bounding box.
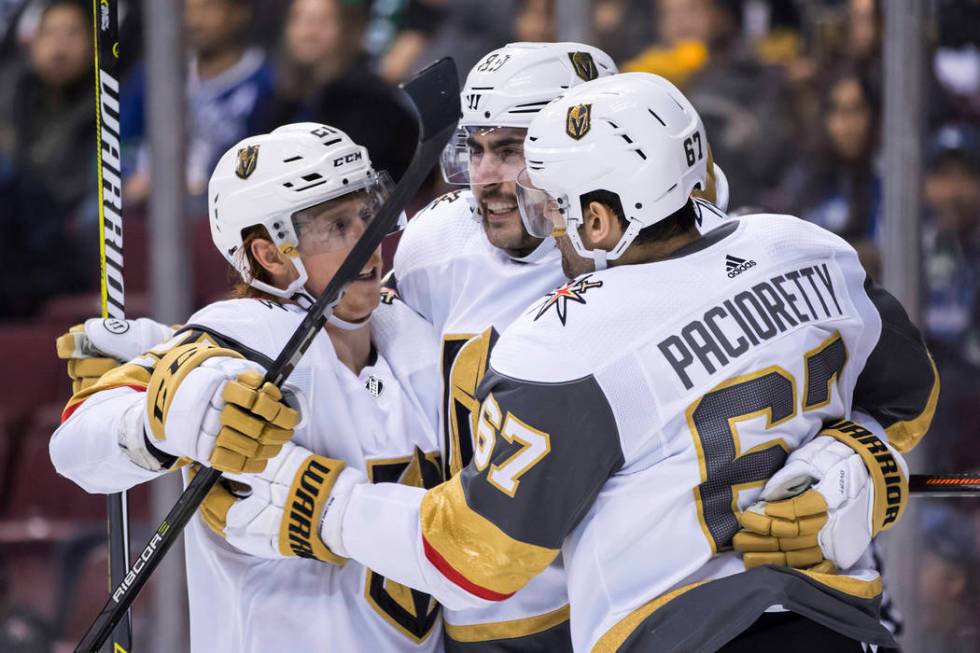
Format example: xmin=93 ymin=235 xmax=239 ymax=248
xmin=249 ymin=238 xmax=295 ymax=285
xmin=584 ymin=201 xmax=623 ymax=249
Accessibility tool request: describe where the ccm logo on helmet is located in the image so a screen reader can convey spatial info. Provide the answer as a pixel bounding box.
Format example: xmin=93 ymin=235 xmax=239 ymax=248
xmin=333 ymin=152 xmax=363 ymax=167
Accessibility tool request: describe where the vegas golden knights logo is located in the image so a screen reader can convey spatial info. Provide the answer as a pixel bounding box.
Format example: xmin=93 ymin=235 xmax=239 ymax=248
xmin=364 ymin=453 xmax=443 ymax=642
xmin=566 ymin=104 xmax=592 ymax=140
xmin=568 ymin=51 xmax=598 ymax=81
xmin=235 ymin=144 xmax=260 ymax=179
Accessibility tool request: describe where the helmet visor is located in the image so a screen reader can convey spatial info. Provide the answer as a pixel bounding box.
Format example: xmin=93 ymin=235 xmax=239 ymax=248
xmin=439 ymin=126 xmax=526 ymax=186
xmin=291 ymin=170 xmax=398 ymax=255
xmin=516 ymin=168 xmax=567 ymax=239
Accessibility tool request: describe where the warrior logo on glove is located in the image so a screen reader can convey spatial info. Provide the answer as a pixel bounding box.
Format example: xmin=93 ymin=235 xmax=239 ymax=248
xmin=283 ymin=456 xmax=346 ymax=560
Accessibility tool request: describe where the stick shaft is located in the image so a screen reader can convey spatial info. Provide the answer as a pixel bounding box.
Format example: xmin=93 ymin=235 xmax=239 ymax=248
xmin=910 ymin=473 xmax=980 ymax=497
xmin=92 ymin=1 xmax=131 ymax=650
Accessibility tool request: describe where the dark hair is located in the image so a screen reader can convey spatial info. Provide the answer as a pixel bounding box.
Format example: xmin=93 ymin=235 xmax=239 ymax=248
xmin=821 ymin=66 xmax=880 ymax=158
xmin=579 ymin=190 xmax=697 ymax=247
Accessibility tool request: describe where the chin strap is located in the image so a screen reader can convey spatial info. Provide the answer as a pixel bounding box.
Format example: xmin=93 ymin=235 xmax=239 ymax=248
xmin=327 ymin=314 xmax=370 ymax=330
xmin=243 ymin=258 xmax=373 ymax=328
xmin=592 ymin=249 xmax=608 ymax=271
xmin=290 ymin=290 xmax=315 ymax=310
xmin=296 ymin=291 xmax=372 ymax=330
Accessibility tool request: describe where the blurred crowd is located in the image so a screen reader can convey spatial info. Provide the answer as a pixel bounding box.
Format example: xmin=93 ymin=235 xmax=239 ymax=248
xmin=0 ymin=0 xmax=978 ymax=649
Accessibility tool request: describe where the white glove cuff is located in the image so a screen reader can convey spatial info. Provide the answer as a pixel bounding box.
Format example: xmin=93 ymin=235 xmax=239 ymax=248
xmin=319 ymin=466 xmax=368 ymax=558
xmin=119 ymin=396 xmax=168 ymax=472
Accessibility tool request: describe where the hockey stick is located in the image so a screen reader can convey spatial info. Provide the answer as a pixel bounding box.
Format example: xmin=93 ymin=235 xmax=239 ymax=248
xmin=910 ymin=473 xmax=980 ymax=497
xmin=92 ymin=1 xmax=132 ymax=651
xmin=74 ymin=56 xmax=461 ymax=653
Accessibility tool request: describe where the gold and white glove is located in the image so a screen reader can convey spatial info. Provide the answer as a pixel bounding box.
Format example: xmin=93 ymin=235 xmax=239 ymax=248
xmin=56 ymin=317 xmax=175 ymax=393
xmin=145 ymin=342 xmax=301 ymax=473
xmin=734 ymin=418 xmax=908 ymax=571
xmin=198 ymin=441 xmax=365 ymax=564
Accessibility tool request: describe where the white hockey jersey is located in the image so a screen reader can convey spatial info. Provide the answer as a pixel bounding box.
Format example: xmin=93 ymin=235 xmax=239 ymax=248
xmin=391 ymin=190 xmax=573 ymax=649
xmin=51 ymin=297 xmax=445 ymax=653
xmin=389 ymin=190 xmax=733 ymax=649
xmin=340 ymin=215 xmax=938 ymax=651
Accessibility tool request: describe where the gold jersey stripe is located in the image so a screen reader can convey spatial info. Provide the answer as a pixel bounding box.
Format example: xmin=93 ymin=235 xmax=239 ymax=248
xmin=62 ymin=362 xmax=152 ymax=418
xmin=592 ymin=569 xmax=882 ymax=652
xmin=444 ymin=604 xmax=569 ymax=643
xmin=420 ymin=475 xmax=558 ymax=597
xmin=797 ymin=568 xmax=882 ymax=600
xmin=885 ymin=354 xmax=940 ymax=453
xmin=592 ymin=581 xmax=706 ymax=652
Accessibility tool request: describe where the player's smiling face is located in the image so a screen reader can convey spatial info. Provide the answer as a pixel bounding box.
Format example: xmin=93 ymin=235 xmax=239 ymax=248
xmin=467 ymin=127 xmax=543 ymax=256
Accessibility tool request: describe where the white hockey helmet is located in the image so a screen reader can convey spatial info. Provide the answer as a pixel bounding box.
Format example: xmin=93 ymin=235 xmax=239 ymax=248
xmin=516 ymin=73 xmax=709 ymax=269
xmin=440 ymin=41 xmax=618 ymax=187
xmin=208 ymin=123 xmax=393 ymax=302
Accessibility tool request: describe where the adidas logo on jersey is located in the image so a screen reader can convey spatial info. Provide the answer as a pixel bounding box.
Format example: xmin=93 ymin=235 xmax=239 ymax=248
xmin=725 ymin=254 xmax=756 ymax=278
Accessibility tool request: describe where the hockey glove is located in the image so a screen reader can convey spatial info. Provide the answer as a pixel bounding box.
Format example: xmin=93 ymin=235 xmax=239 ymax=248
xmin=734 ymin=419 xmax=908 ymax=571
xmin=145 ymin=342 xmax=301 ymax=473
xmin=198 ymin=441 xmax=364 ymax=564
xmin=56 ymin=317 xmax=175 ymax=393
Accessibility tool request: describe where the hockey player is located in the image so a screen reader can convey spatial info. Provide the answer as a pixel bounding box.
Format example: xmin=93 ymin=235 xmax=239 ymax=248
xmin=388 ymin=41 xmax=622 ymax=650
xmin=50 ymin=124 xmax=446 ymax=652
xmin=58 ymin=43 xmax=730 ymax=652
xmin=388 ymin=42 xmax=729 ymax=649
xmin=207 ymin=74 xmax=938 ymax=651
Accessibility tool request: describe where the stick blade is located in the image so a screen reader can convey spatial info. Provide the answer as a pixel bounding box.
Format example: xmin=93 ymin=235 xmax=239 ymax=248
xmin=401 ymin=57 xmax=460 ymax=142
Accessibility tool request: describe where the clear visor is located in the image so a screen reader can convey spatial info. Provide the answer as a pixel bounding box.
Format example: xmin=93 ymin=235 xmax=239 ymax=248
xmin=516 ymin=168 xmax=567 ymax=239
xmin=439 ymin=126 xmax=526 ymax=186
xmin=291 ymin=170 xmax=397 ymax=255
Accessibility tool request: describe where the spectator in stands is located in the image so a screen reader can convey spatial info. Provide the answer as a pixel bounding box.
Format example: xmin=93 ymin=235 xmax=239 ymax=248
xmin=626 ymin=0 xmax=793 ymax=208
xmin=846 ymin=0 xmax=881 ymax=74
xmin=411 ymin=0 xmax=518 ymax=84
xmin=591 ymin=0 xmax=652 ymax=64
xmin=259 ymin=0 xmax=417 ymax=180
xmin=372 ymin=0 xmax=445 ymax=85
xmin=622 ymin=0 xmax=714 ymax=87
xmin=0 ymin=0 xmax=93 ymax=213
xmin=918 ymin=504 xmax=980 ymax=653
xmin=372 ymin=0 xmax=559 ymax=87
xmin=262 ymin=0 xmax=366 ymax=120
xmin=0 ymin=0 xmax=95 ymax=319
xmin=121 ymin=0 xmax=275 ymax=205
xmin=923 ymin=124 xmax=980 ymax=366
xmin=771 ymin=69 xmax=882 ymax=273
xmin=933 ymin=0 xmax=980 ymax=124
xmin=513 ymin=0 xmax=554 ymax=44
